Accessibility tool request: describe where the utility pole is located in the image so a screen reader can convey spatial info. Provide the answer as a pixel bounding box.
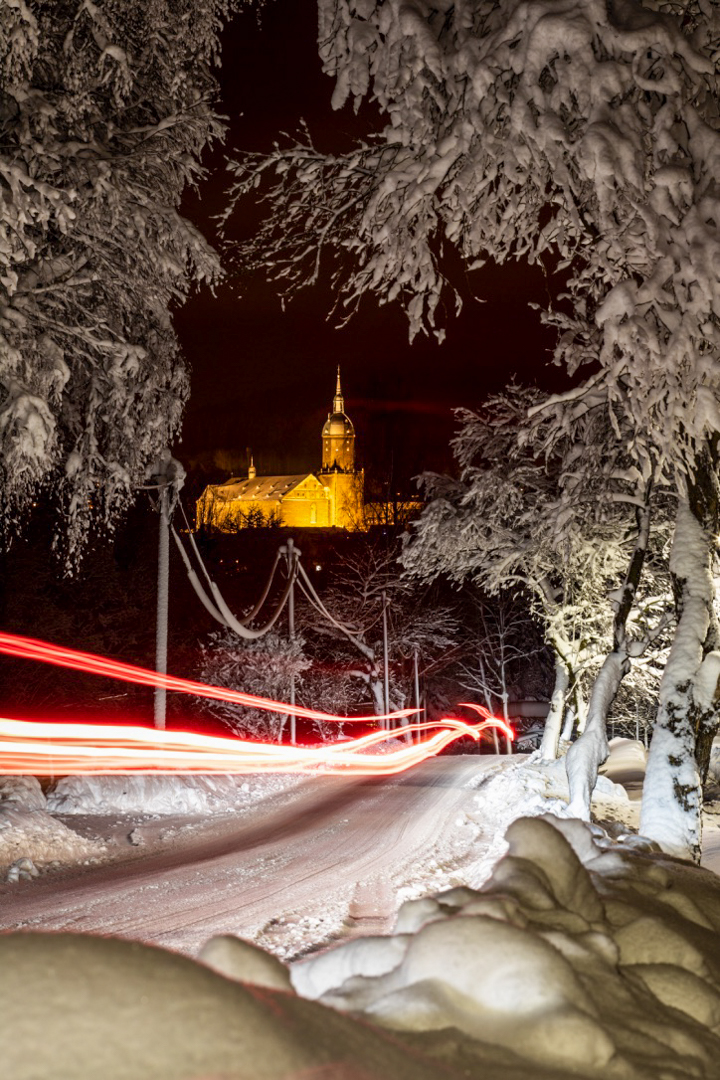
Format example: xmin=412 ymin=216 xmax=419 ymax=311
xmin=151 ymin=452 xmax=185 ymax=731
xmin=278 ymin=538 xmax=300 ymax=745
xmin=154 ymin=481 xmax=170 ymax=730
xmin=382 ymin=589 xmax=390 ymax=729
xmin=287 ymin=537 xmax=296 ymax=746
xmin=413 ymin=646 xmax=421 ymax=744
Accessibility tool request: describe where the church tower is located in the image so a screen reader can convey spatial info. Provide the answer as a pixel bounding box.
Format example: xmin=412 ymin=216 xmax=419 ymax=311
xmin=321 ymin=367 xmax=355 ymax=473
xmin=319 ymin=367 xmax=362 ymax=528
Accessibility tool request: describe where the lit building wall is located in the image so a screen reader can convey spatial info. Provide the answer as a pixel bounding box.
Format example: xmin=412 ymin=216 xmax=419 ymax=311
xmin=324 ymin=472 xmax=365 ymax=530
xmin=280 ymin=495 xmax=331 ymax=528
xmin=196 ymin=370 xmax=373 ymax=532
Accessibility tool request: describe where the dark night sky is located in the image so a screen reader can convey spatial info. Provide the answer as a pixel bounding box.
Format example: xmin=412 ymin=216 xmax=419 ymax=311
xmin=174 ymin=0 xmax=567 ymax=489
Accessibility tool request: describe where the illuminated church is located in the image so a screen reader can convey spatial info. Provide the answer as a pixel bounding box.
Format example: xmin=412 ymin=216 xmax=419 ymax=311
xmin=197 ymin=369 xmax=366 ymax=531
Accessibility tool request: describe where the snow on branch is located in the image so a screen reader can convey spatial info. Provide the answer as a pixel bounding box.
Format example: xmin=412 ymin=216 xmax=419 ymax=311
xmin=227 ymin=0 xmax=720 ymax=479
xmin=0 ymin=0 xmax=240 ymax=560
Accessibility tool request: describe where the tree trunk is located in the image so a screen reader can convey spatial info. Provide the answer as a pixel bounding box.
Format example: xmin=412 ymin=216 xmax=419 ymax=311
xmin=560 ymin=685 xmax=587 ymax=742
xmin=370 ymin=676 xmax=386 ymax=716
xmin=540 ymin=656 xmax=569 ymax=760
xmin=561 ymin=705 xmax=576 ymax=743
xmin=640 ymin=498 xmax=716 ymax=861
xmin=563 ymin=497 xmax=651 ymax=819
xmin=565 ymin=649 xmax=629 ymax=818
xmin=574 ymin=685 xmax=588 ymax=735
xmin=501 ymin=693 xmax=512 ymax=755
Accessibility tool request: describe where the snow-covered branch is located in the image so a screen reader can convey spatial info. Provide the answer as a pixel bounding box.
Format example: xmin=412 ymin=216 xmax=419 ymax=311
xmin=0 ymin=0 xmax=238 ymax=559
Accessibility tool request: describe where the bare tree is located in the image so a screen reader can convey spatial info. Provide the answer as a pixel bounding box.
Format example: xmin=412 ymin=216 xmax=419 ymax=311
xmin=457 ymin=592 xmax=544 ymax=753
xmin=302 ymin=539 xmax=458 ymax=725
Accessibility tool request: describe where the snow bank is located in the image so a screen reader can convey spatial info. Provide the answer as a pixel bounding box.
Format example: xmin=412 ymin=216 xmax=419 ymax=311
xmin=600 ymin=736 xmax=647 ymax=799
xmin=47 ymin=772 xmax=301 ymax=816
xmin=291 ymin=813 xmax=720 ymax=1076
xmin=603 ymin=736 xmax=647 ymax=775
xmin=437 ymin=754 xmax=631 ymax=900
xmin=6 ymin=813 xmax=720 ymax=1080
xmin=709 ymin=738 xmax=720 ymax=784
xmin=0 ymin=806 xmax=105 ymax=875
xmin=0 ymin=775 xmax=46 ymax=810
xmin=1 ymin=933 xmax=446 ymax=1080
xmin=0 ymin=773 xmax=105 ymax=875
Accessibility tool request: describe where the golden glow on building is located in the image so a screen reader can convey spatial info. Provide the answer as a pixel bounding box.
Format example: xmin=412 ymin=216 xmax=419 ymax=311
xmin=197 ymin=369 xmax=367 ymax=531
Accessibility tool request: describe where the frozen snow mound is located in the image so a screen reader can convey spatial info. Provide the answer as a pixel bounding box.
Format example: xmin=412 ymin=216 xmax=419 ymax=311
xmin=0 ymin=775 xmax=46 ymax=811
xmin=1 ymin=933 xmax=446 ymax=1080
xmin=6 ymin=814 xmax=720 ymax=1079
xmin=292 ymin=814 xmax=720 ymax=1076
xmin=47 ymin=773 xmax=276 ymax=815
xmin=0 ymin=771 xmax=104 ymax=873
xmin=709 ymin=738 xmax=720 ymax=784
xmin=0 ymin=806 xmax=104 ymax=873
xmin=604 ymin=736 xmax=647 ymax=774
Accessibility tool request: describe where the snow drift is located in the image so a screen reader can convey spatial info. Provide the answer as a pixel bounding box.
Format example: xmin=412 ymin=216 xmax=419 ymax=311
xmin=47 ymin=772 xmax=301 ymax=816
xmin=0 ymin=775 xmax=104 ymax=875
xmin=290 ymin=813 xmax=720 ymax=1076
xmin=4 ymin=813 xmax=720 ymax=1079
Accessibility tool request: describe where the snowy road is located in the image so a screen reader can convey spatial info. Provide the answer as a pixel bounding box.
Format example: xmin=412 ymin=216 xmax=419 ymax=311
xmin=0 ymin=756 xmax=502 ymax=959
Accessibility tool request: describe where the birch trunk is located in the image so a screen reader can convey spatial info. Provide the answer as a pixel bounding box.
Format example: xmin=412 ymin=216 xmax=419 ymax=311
xmin=640 ymin=499 xmax=714 ymax=861
xmin=564 ymin=499 xmax=651 ymax=818
xmin=540 ymin=656 xmax=569 ymax=761
xmin=566 ymin=650 xmax=628 ymax=818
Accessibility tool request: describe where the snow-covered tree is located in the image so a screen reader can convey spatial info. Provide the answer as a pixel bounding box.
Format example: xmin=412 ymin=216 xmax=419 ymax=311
xmin=403 ymin=390 xmax=676 ymax=814
xmin=198 ymin=628 xmax=312 ymax=742
xmin=402 ymin=391 xmax=622 ymax=747
xmin=1 ymin=0 xmax=234 ymax=558
xmin=225 ymin=0 xmax=720 ymax=858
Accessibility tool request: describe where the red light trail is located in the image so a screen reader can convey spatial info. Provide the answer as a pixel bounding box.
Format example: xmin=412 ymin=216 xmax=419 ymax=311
xmin=0 ymin=632 xmax=416 ymax=725
xmin=0 ymin=715 xmax=513 ymax=775
xmin=0 ymin=632 xmax=513 ymax=775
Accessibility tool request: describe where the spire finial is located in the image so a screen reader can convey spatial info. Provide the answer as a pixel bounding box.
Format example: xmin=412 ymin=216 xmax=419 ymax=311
xmin=333 ymin=365 xmax=344 ymax=414
xmin=248 ymin=452 xmax=256 ymax=480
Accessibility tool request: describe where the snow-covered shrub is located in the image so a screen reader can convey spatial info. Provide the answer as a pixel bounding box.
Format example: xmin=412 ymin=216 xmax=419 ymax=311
xmin=198 ymin=628 xmax=312 ymax=741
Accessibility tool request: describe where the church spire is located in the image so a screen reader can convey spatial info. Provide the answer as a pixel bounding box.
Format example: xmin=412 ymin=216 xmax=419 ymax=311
xmin=333 ymin=365 xmax=344 ymax=415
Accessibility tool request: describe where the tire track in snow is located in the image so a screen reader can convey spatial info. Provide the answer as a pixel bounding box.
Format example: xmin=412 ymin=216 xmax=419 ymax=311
xmin=0 ymin=757 xmax=498 ymax=954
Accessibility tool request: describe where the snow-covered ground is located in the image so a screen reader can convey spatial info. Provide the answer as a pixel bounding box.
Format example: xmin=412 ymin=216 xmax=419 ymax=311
xmin=1 ymin=756 xmax=513 ymax=957
xmin=2 ymin=741 xmax=719 ymax=942
xmin=2 ymin=742 xmax=720 ymax=1078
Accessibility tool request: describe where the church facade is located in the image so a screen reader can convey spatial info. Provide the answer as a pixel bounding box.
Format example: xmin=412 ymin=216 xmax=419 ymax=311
xmin=196 ymin=370 xmax=366 ymax=531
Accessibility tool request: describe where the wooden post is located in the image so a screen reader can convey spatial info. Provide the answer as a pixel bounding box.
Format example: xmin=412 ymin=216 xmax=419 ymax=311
xmin=287 ymin=537 xmax=296 ymax=746
xmin=382 ymin=590 xmax=390 ymax=728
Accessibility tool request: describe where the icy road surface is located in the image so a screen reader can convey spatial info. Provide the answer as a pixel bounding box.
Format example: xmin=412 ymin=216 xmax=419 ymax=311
xmin=0 ymin=756 xmax=506 ymax=960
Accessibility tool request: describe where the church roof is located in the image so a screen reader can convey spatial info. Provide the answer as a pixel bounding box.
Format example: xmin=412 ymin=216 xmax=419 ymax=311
xmin=210 ymin=474 xmax=322 ymax=502
xmin=322 ymin=411 xmax=355 ymax=438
